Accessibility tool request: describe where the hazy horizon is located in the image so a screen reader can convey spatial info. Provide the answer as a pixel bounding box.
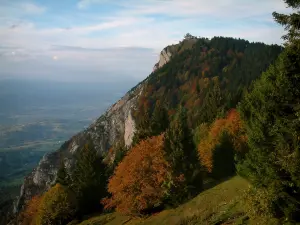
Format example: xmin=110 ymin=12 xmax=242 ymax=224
xmin=0 ymin=0 xmax=291 ymax=83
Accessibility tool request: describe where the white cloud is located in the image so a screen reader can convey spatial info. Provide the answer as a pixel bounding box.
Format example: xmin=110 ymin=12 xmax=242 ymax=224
xmin=93 ymin=0 xmax=289 ymax=20
xmin=22 ymin=3 xmax=46 ymax=14
xmin=0 ymin=1 xmax=46 ymax=17
xmin=0 ymin=0 xmax=291 ymax=81
xmin=77 ymin=0 xmax=108 ymax=9
xmin=41 ymin=17 xmax=142 ymax=35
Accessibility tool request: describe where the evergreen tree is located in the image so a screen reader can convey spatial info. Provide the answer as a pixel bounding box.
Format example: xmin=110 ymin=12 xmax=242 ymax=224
xmin=164 ymin=106 xmax=202 ymax=204
xmin=112 ymin=142 xmax=127 ymax=168
xmin=238 ymin=0 xmax=300 ymax=220
xmin=70 ymin=141 xmax=108 ymax=216
xmin=273 ymin=0 xmax=300 ymax=45
xmin=132 ymin=110 xmax=152 ymax=145
xmin=133 ymin=103 xmax=169 ymax=145
xmin=150 ymin=102 xmax=169 ymax=135
xmin=55 ymin=160 xmax=70 ymax=186
xmin=200 ymin=82 xmax=224 ymax=124
xmin=211 ymin=132 xmax=235 ymax=179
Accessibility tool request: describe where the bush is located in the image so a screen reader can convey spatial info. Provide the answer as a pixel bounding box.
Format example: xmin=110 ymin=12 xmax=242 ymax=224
xmin=242 ymin=186 xmax=276 ymax=219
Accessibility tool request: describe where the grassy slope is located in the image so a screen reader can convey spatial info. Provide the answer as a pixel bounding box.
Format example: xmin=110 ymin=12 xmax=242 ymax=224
xmin=78 ymin=176 xmax=281 ymax=225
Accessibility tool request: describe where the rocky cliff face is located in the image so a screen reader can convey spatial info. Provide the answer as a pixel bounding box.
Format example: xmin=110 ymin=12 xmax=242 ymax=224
xmin=13 ymin=84 xmax=143 ymax=213
xmin=13 ymin=41 xmax=182 ymax=215
xmin=152 ymin=40 xmax=197 ymax=72
xmin=153 ymin=47 xmax=173 ymax=71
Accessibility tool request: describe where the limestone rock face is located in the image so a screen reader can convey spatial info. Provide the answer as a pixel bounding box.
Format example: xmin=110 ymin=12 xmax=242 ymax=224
xmin=153 ymin=47 xmax=173 ymax=71
xmin=124 ymin=112 xmax=136 ymax=147
xmin=13 ymin=84 xmax=142 ymax=213
xmin=13 ymin=42 xmax=176 ymax=215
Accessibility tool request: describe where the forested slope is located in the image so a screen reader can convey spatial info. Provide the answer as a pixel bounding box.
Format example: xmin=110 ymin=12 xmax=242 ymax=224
xmin=133 ymin=37 xmax=282 ymax=136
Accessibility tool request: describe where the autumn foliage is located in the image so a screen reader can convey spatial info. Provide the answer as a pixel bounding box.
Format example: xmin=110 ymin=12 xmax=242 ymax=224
xmin=19 ymin=196 xmax=42 ymax=225
xmin=198 ymin=109 xmax=247 ymax=175
xmin=102 ymin=135 xmax=173 ymax=215
xmin=19 ymin=184 xmax=77 ymax=225
xmin=35 ymin=184 xmax=77 ymax=225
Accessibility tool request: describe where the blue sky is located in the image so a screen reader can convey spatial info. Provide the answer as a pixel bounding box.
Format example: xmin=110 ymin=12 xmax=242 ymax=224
xmin=0 ymin=0 xmax=290 ymax=82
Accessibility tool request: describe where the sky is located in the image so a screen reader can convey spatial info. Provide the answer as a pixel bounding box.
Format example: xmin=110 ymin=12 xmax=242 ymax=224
xmin=0 ymin=0 xmax=290 ymax=82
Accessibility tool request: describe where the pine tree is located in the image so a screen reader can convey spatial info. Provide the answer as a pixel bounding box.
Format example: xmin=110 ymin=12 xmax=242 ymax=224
xmin=164 ymin=106 xmax=202 ymax=204
xmin=55 ymin=160 xmax=70 ymax=186
xmin=150 ymin=102 xmax=169 ymax=135
xmin=133 ymin=103 xmax=169 ymax=145
xmin=112 ymin=142 xmax=127 ymax=168
xmin=237 ymin=0 xmax=300 ymax=220
xmin=200 ymin=82 xmax=224 ymax=124
xmin=273 ymin=0 xmax=300 ymax=45
xmin=132 ymin=109 xmax=151 ymax=145
xmin=70 ymin=141 xmax=108 ymax=216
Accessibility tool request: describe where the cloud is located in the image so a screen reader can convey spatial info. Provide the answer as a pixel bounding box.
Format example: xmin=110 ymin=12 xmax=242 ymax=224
xmin=82 ymin=0 xmax=289 ymax=20
xmin=0 ymin=1 xmax=46 ymax=17
xmin=51 ymin=45 xmax=154 ymax=52
xmin=77 ymin=0 xmax=108 ymax=9
xmin=10 ymin=24 xmax=19 ymax=29
xmin=0 ymin=0 xmax=291 ymax=82
xmin=22 ymin=3 xmax=46 ymax=14
xmin=61 ymin=17 xmax=140 ymax=33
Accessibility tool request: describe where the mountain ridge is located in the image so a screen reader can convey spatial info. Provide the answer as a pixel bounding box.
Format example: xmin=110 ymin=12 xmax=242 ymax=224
xmin=11 ymin=36 xmax=283 ymax=219
xmin=13 ymin=83 xmax=142 ymax=214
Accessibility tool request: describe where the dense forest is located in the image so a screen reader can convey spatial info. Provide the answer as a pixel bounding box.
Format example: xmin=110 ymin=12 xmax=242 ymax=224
xmin=15 ymin=0 xmax=300 ymax=224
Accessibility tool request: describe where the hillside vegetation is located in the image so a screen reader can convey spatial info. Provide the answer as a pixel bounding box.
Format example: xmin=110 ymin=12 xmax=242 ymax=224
xmin=78 ymin=177 xmax=282 ymax=225
xmin=133 ymin=37 xmax=282 ymax=130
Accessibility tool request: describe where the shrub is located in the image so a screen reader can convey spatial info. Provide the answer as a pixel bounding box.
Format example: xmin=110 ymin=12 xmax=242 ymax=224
xmin=242 ymin=186 xmax=276 ymax=218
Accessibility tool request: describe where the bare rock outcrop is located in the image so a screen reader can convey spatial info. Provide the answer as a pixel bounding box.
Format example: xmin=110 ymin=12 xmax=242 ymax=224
xmin=13 ymin=85 xmax=142 ymax=213
xmin=153 ymin=47 xmax=173 ymax=71
xmin=13 ymin=42 xmax=176 ymax=216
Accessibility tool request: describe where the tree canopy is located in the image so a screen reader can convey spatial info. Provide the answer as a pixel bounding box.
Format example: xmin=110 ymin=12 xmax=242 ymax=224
xmin=36 ymin=184 xmax=77 ymax=225
xmin=237 ymin=0 xmax=300 ymax=220
xmin=70 ymin=141 xmax=108 ymax=215
xmin=103 ymin=135 xmax=175 ymax=215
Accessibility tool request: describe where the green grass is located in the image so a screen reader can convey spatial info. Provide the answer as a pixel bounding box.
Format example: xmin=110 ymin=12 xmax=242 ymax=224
xmin=76 ymin=176 xmax=283 ymax=225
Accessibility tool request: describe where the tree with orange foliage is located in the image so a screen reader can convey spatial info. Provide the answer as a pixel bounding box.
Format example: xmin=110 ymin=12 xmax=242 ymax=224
xmin=19 ymin=195 xmax=42 ymax=225
xmin=198 ymin=109 xmax=247 ymax=178
xmin=102 ymin=135 xmax=174 ymax=216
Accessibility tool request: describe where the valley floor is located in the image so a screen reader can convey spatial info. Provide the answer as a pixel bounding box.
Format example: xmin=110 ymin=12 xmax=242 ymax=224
xmin=77 ymin=176 xmax=283 ymax=225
